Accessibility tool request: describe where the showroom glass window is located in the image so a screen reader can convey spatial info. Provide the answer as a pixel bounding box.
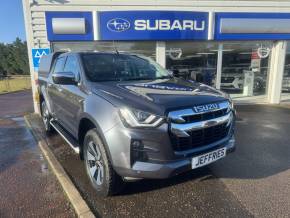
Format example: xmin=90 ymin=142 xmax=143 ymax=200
xmin=165 ymin=41 xmax=219 ymax=87
xmin=52 ymin=41 xmax=156 ymax=60
xmin=282 ymin=43 xmax=290 ymax=101
xmin=220 ymin=41 xmax=273 ymax=99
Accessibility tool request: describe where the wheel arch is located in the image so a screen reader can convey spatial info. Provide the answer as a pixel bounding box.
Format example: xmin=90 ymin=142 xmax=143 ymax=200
xmin=77 ymin=114 xmax=113 ymax=161
xmin=39 ymin=85 xmax=53 ymax=115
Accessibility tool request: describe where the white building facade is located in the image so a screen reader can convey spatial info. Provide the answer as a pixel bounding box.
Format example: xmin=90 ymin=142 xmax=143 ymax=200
xmin=22 ymin=0 xmax=290 ymax=112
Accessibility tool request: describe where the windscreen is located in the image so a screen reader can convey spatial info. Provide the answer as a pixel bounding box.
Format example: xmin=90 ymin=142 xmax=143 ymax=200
xmin=81 ymin=53 xmax=170 ymax=82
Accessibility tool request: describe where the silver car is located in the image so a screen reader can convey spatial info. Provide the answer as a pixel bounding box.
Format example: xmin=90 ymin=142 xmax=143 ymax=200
xmin=38 ymin=51 xmax=236 ymax=196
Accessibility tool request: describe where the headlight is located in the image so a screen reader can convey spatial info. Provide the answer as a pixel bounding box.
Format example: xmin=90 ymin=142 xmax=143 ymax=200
xmin=119 ymin=108 xmax=164 ymax=128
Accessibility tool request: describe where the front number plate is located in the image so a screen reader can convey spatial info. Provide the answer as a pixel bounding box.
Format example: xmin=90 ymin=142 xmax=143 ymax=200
xmin=192 ymin=148 xmax=226 ymax=169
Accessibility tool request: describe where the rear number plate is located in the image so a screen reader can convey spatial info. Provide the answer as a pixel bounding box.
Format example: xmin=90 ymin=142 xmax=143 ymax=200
xmin=192 ymin=148 xmax=226 ymax=169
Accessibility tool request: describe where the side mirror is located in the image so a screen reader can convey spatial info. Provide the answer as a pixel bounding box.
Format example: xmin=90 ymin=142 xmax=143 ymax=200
xmin=52 ymin=72 xmax=77 ymax=85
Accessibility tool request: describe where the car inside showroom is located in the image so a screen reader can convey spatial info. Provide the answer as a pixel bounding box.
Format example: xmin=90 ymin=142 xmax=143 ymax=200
xmin=22 ymin=1 xmax=290 ymax=112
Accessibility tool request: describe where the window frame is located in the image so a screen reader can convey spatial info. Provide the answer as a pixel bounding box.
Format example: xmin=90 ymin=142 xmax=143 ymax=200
xmin=52 ymin=56 xmax=66 ymax=75
xmin=63 ymin=55 xmax=81 ymax=81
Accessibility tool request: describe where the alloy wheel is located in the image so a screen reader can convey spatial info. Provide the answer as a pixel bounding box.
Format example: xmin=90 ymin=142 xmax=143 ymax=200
xmin=86 ymin=141 xmax=104 ymax=186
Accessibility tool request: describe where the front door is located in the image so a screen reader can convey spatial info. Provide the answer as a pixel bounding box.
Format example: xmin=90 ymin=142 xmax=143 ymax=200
xmin=57 ymin=55 xmax=85 ymax=137
xmin=47 ymin=56 xmax=66 ymax=119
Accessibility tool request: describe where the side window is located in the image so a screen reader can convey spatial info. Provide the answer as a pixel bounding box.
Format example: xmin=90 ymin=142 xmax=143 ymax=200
xmin=53 ymin=57 xmax=66 ymax=74
xmin=64 ymin=56 xmax=80 ymax=77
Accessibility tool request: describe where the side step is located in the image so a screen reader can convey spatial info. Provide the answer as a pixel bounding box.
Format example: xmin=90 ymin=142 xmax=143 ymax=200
xmin=50 ymin=120 xmax=80 ymax=154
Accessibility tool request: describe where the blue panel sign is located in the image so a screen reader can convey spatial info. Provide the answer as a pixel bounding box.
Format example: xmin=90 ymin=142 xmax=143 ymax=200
xmin=46 ymin=11 xmax=93 ymax=41
xmin=32 ymin=48 xmax=50 ymax=68
xmin=215 ymin=13 xmax=290 ymax=40
xmin=99 ymin=11 xmax=209 ymax=40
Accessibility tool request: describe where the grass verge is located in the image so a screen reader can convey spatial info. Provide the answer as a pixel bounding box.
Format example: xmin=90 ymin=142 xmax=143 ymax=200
xmin=0 ymin=77 xmax=31 ymax=94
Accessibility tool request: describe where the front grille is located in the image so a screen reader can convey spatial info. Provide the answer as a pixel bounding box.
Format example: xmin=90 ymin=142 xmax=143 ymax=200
xmin=183 ymin=108 xmax=227 ymax=123
xmin=168 ymin=101 xmax=232 ymax=152
xmin=170 ymin=123 xmax=230 ymax=151
xmin=221 ymin=77 xmax=235 ymax=83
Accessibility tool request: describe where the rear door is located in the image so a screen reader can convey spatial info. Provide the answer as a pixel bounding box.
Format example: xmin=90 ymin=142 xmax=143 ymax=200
xmin=57 ymin=54 xmax=85 ymax=137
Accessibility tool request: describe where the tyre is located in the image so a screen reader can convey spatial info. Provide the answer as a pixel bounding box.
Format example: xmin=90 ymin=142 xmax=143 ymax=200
xmin=83 ymin=129 xmax=124 ymax=196
xmin=41 ymin=100 xmax=54 ymax=133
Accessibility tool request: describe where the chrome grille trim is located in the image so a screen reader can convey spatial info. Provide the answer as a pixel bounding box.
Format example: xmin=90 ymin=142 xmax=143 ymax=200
xmin=171 ymin=112 xmax=233 ymax=137
xmin=168 ymin=101 xmax=233 ymax=151
xmin=168 ymin=101 xmax=230 ymax=124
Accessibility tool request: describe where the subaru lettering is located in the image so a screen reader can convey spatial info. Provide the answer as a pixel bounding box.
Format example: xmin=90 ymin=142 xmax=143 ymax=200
xmin=134 ymin=20 xmax=205 ymax=31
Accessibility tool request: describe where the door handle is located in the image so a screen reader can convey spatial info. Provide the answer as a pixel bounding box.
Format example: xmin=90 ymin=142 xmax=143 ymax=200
xmin=57 ymin=87 xmax=63 ymax=92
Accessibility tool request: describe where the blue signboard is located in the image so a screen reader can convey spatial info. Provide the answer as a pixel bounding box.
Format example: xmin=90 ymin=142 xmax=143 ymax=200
xmin=32 ymin=48 xmax=50 ymax=68
xmin=215 ymin=12 xmax=290 ymax=40
xmin=99 ymin=11 xmax=209 ymax=40
xmin=46 ymin=11 xmax=93 ymax=41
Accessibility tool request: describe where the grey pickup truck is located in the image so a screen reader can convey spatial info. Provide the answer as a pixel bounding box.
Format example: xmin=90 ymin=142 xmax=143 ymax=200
xmin=38 ymin=51 xmax=236 ymax=196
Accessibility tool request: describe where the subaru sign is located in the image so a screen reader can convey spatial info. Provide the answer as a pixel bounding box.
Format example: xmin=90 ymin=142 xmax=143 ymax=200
xmin=46 ymin=11 xmax=94 ymax=41
xmin=99 ymin=11 xmax=209 ymax=40
xmin=214 ymin=12 xmax=290 ymax=40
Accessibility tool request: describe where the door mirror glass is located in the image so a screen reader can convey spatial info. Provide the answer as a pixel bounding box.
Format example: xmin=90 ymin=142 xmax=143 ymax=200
xmin=52 ymin=72 xmax=77 ymax=85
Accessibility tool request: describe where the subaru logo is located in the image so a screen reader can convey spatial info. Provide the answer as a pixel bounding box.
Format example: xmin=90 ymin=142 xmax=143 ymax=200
xmin=107 ymin=18 xmax=130 ymax=32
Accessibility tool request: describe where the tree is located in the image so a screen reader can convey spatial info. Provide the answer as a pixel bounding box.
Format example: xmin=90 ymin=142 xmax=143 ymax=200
xmin=0 ymin=38 xmax=29 ymax=75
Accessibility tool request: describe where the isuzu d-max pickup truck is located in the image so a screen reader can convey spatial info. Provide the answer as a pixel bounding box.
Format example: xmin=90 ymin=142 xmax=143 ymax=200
xmin=38 ymin=51 xmax=236 ymax=196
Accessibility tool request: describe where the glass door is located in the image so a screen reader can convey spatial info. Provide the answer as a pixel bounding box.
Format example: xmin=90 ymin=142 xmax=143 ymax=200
xmin=282 ymin=42 xmax=290 ymax=102
xmin=165 ymin=41 xmax=219 ymax=87
xmin=220 ymin=41 xmax=273 ymax=99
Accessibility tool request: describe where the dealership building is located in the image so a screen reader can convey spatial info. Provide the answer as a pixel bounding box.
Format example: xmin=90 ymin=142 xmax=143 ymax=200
xmin=22 ymin=0 xmax=290 ymax=112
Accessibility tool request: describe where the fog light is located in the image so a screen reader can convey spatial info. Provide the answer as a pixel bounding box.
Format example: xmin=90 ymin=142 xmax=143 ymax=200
xmin=131 ymin=140 xmax=148 ymax=165
xmin=132 ymin=140 xmax=143 ymax=150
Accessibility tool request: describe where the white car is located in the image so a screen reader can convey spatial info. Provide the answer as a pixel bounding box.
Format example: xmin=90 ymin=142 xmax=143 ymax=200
xmin=221 ymin=72 xmax=266 ymax=92
xmin=221 ymin=73 xmax=244 ymax=90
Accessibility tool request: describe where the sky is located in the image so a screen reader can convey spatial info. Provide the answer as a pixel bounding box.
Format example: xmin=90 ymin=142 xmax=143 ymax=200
xmin=0 ymin=0 xmax=26 ymax=43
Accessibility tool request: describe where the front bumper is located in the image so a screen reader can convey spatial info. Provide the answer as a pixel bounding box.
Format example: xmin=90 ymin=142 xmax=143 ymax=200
xmin=104 ymin=108 xmax=236 ymax=180
xmin=114 ymin=136 xmax=235 ymax=179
